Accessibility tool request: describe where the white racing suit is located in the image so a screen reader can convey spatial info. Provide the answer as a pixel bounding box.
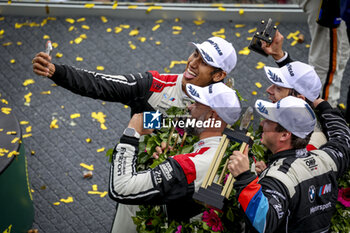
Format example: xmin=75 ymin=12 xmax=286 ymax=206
xmin=109 ymin=136 xmax=222 ymax=232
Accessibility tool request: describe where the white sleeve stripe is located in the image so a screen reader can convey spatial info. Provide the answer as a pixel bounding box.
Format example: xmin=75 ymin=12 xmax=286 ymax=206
xmin=153 ymin=77 xmax=177 ymax=85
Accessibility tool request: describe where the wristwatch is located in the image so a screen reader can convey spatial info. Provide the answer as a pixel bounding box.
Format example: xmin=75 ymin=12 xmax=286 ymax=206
xmin=123 ymin=127 xmax=140 ymax=139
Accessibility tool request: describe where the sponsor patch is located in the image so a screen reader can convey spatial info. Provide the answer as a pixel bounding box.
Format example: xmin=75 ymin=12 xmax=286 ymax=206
xmin=267 ymin=69 xmax=283 ymax=83
xmin=304 ymin=157 xmax=318 ymax=171
xmin=318 ymin=183 xmax=331 ymax=196
xmin=310 ymin=202 xmax=332 ymax=214
xmin=159 ymin=162 xmax=174 ymax=181
xmin=153 ymin=170 xmax=162 ymax=185
xmin=308 ymin=185 xmax=316 ymax=203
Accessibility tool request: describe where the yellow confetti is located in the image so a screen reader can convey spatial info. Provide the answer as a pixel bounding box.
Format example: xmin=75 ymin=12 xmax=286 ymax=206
xmin=26 ymin=126 xmax=32 ymax=133
xmin=0 ymin=17 xmax=4 ymax=21
xmin=20 ymin=121 xmax=29 ymax=125
xmin=100 ymin=191 xmax=108 ymax=198
xmin=17 ymin=41 xmax=22 ymax=46
xmin=120 ymin=24 xmax=130 ymax=29
xmin=306 ymin=44 xmax=310 ymax=48
xmin=238 ymin=47 xmax=250 ymax=55
xmin=193 ymin=20 xmax=205 ymax=26
xmin=252 ymin=91 xmax=257 ymax=95
xmin=248 ymin=28 xmax=257 ymax=33
xmin=3 ymin=42 xmax=12 ymax=46
xmin=66 ymin=18 xmax=75 ymax=24
xmin=0 ymin=29 xmax=4 ymax=35
xmin=211 ymin=3 xmax=222 ymax=7
xmin=10 ymin=59 xmax=15 ymax=64
xmin=55 ymin=52 xmax=63 ymax=58
xmin=287 ymin=30 xmax=300 ymax=40
xmin=84 ymin=3 xmax=94 ymax=8
xmin=92 ymin=184 xmax=98 ymax=191
xmin=41 ymin=91 xmax=51 ymax=95
xmin=96 ymin=66 xmax=104 ymax=71
xmin=155 ymin=19 xmax=164 ymax=24
xmin=53 ymin=202 xmax=60 ymax=206
xmin=0 ymin=129 xmax=3 ymax=131
xmin=77 ymin=17 xmax=85 ymax=22
xmin=74 ymin=37 xmax=83 ymax=44
xmin=164 ymin=68 xmax=170 ymax=73
xmin=235 ymin=24 xmax=245 ymax=28
xmin=23 ymin=133 xmax=32 ymax=138
xmin=175 ymin=18 xmax=180 ymax=22
xmin=255 ymin=82 xmax=262 ymax=88
xmin=81 ymin=25 xmax=90 ymax=30
xmin=60 ymin=196 xmax=73 ymax=203
xmin=138 ymin=37 xmax=146 ymax=42
xmin=1 ymin=107 xmax=11 ymax=114
xmin=128 ymin=5 xmax=138 ymax=9
xmin=235 ymin=32 xmax=241 ymax=37
xmin=97 ymin=147 xmax=105 ymax=153
xmin=52 ymin=84 xmax=57 ymax=87
xmin=88 ymin=191 xmax=102 ymax=195
xmin=61 ymin=105 xmax=64 ymax=109
xmin=172 ymin=26 xmax=182 ymax=31
xmin=68 ymin=26 xmax=75 ymax=32
xmin=146 ymin=6 xmax=163 ymax=13
xmin=291 ymin=40 xmax=297 ymax=46
xmin=1 ymin=99 xmax=7 ymax=104
xmin=50 ymin=119 xmax=59 ymax=129
xmin=169 ymin=60 xmax=187 ymax=69
xmin=255 ymin=62 xmax=265 ymax=69
xmin=129 ymin=42 xmax=136 ymax=50
xmin=114 ymin=27 xmax=122 ymax=34
xmin=70 ymin=113 xmax=81 ymax=119
xmin=155 ymin=41 xmax=161 ymax=45
xmin=172 ymin=31 xmax=181 ymax=35
xmin=80 ymin=34 xmax=87 ymax=39
xmin=23 ymin=79 xmax=35 ymax=86
xmin=101 ymin=123 xmax=107 ymax=130
xmin=212 ymin=28 xmax=225 ymax=35
xmin=76 ymin=57 xmax=83 ymax=62
xmin=339 ymin=103 xmax=346 ymax=109
xmin=218 ymin=6 xmax=226 ymax=11
xmin=112 ymin=1 xmax=118 ymax=9
xmin=11 ymin=137 xmax=20 ymax=144
xmin=106 ymin=28 xmax=112 ymax=33
xmin=129 ymin=29 xmax=139 ymax=36
xmin=152 ymin=24 xmax=160 ymax=31
xmin=24 ymin=92 xmax=32 ymax=103
xmin=80 ymin=163 xmax=94 ymax=171
xmin=8 ymin=151 xmax=19 ymax=158
xmin=43 ymin=35 xmax=50 ymax=39
xmin=91 ymin=112 xmax=107 ymax=130
xmin=6 ymin=131 xmax=16 ymax=135
xmin=101 ymin=16 xmax=108 ymax=23
xmin=86 ymin=138 xmax=91 ymax=143
xmin=239 ymin=9 xmax=244 ymax=15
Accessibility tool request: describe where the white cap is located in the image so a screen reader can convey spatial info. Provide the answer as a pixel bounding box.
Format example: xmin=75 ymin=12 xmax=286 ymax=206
xmin=255 ymin=96 xmax=316 ymax=139
xmin=186 ymin=82 xmax=241 ymax=125
xmin=191 ymin=37 xmax=237 ymax=73
xmin=263 ymin=61 xmax=322 ymax=102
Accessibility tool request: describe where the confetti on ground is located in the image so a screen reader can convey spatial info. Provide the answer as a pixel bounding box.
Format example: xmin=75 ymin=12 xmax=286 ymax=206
xmin=235 ymin=24 xmax=245 ymax=28
xmin=23 ymin=79 xmax=35 ymax=86
xmin=1 ymin=107 xmax=11 ymax=114
xmin=55 ymin=52 xmax=63 ymax=58
xmin=152 ymin=24 xmax=160 ymax=31
xmin=238 ymin=47 xmax=250 ymax=55
xmin=26 ymin=126 xmax=32 ymax=133
xmin=70 ymin=113 xmax=81 ymax=119
xmin=60 ymin=196 xmax=74 ymax=203
xmin=6 ymin=131 xmax=16 ymax=135
xmin=255 ymin=62 xmax=265 ymax=69
xmin=23 ymin=133 xmax=32 ymax=138
xmin=339 ymin=103 xmax=346 ymax=109
xmin=146 ymin=6 xmax=162 ymax=13
xmin=218 ymin=6 xmax=226 ymax=11
xmin=101 ymin=16 xmax=108 ymax=23
xmin=1 ymin=99 xmax=8 ymax=104
xmin=193 ymin=20 xmax=205 ymax=25
xmin=84 ymin=3 xmax=94 ymax=8
xmin=128 ymin=5 xmax=138 ymax=9
xmin=246 ymin=37 xmax=253 ymax=41
xmin=96 ymin=66 xmax=104 ymax=71
xmin=17 ymin=41 xmax=22 ymax=45
xmin=81 ymin=25 xmax=90 ymax=30
xmin=155 ymin=41 xmax=161 ymax=45
xmin=0 ymin=29 xmax=4 ymax=35
xmin=20 ymin=121 xmax=29 ymax=125
xmin=77 ymin=17 xmax=85 ymax=22
xmin=138 ymin=37 xmax=146 ymax=42
xmin=50 ymin=119 xmax=59 ymax=129
xmin=129 ymin=41 xmax=136 ymax=50
xmin=155 ymin=19 xmax=164 ymax=24
xmin=287 ymin=30 xmax=300 ymax=40
xmin=306 ymin=44 xmax=310 ymax=48
xmin=114 ymin=27 xmax=122 ymax=34
xmin=124 ymin=105 xmax=129 ymax=108
xmin=53 ymin=202 xmax=60 ymax=206
xmin=129 ymin=29 xmax=139 ymax=36
xmin=24 ymin=92 xmax=32 ymax=104
xmin=235 ymin=32 xmax=241 ymax=37
xmin=68 ymin=26 xmax=75 ymax=32
xmin=291 ymin=40 xmax=297 ymax=46
xmin=212 ymin=28 xmax=225 ymax=38
xmin=74 ymin=37 xmax=83 ymax=44
xmin=248 ymin=28 xmax=257 ymax=33
xmin=43 ymin=35 xmax=50 ymax=39
xmin=66 ymin=18 xmax=75 ymax=24
xmin=40 ymin=91 xmax=51 ymax=95
xmin=91 ymin=112 xmax=107 ymax=130
xmin=11 ymin=137 xmax=19 ymax=144
xmin=120 ymin=25 xmax=130 ymax=29
xmin=92 ymin=184 xmax=98 ymax=191
xmin=239 ymin=9 xmax=244 ymax=15
xmin=8 ymin=151 xmax=19 ymax=158
xmin=106 ymin=28 xmax=112 ymax=32
xmin=76 ymin=57 xmax=83 ymax=61
xmin=252 ymin=91 xmax=257 ymax=95
xmin=86 ymin=138 xmax=91 ymax=143
xmin=80 ymin=163 xmax=94 ymax=171
xmin=173 ymin=31 xmax=181 ymax=35
xmin=31 ymin=150 xmax=35 ymax=155
xmin=97 ymin=147 xmax=105 ymax=153
xmin=255 ymin=82 xmax=262 ymax=88
xmin=3 ymin=42 xmax=12 ymax=46
xmin=112 ymin=1 xmax=118 ymax=9
xmin=10 ymin=59 xmax=15 ymax=64
xmin=173 ymin=26 xmax=182 ymax=31
xmin=169 ymin=60 xmax=187 ymax=69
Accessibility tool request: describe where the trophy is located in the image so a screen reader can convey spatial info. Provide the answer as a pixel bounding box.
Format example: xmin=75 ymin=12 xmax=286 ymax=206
xmin=248 ymin=18 xmax=277 ymax=57
xmin=193 ymin=107 xmax=254 ymax=210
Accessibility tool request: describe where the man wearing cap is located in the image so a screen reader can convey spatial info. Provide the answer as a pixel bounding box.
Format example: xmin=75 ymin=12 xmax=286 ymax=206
xmin=255 ymin=61 xmax=327 ymax=174
xmin=228 ymin=96 xmax=350 ymax=233
xmin=108 ymin=82 xmax=241 ymax=232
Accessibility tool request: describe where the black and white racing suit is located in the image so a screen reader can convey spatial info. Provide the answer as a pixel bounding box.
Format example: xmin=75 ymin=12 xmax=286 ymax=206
xmin=233 ymin=101 xmax=350 ymax=233
xmin=50 ymin=65 xmax=189 ymax=114
xmin=109 ymin=135 xmax=222 ymax=232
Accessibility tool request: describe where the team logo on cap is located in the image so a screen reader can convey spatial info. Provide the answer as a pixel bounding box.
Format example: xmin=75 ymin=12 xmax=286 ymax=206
xmin=200 ymin=49 xmax=214 ymax=63
xmin=267 ymin=70 xmax=283 ymax=83
xmin=257 ymin=102 xmax=268 ymax=115
xmin=287 ymin=63 xmax=294 ymax=76
xmin=188 ymin=85 xmax=200 ymax=98
xmin=206 ymin=39 xmax=223 ymax=56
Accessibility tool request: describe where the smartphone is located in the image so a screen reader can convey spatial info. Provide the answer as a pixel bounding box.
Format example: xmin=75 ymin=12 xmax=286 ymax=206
xmin=45 ymin=40 xmax=52 ymax=56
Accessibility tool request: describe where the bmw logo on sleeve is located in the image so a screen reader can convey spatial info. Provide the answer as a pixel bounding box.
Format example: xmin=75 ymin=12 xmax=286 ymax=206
xmin=308 ymin=185 xmax=316 ymax=203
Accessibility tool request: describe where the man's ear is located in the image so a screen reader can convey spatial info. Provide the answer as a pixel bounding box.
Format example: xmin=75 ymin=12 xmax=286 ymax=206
xmin=280 ymin=131 xmax=292 ymax=143
xmin=297 ymin=94 xmax=306 ymax=101
xmin=213 ymin=71 xmax=227 ymax=82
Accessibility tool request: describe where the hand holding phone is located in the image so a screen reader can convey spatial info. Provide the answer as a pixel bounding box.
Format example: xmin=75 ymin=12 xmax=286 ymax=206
xmin=45 ymin=40 xmax=52 ymax=56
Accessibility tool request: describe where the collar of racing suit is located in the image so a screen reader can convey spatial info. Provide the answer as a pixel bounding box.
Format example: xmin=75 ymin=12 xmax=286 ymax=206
xmin=268 ymin=148 xmax=308 ymax=164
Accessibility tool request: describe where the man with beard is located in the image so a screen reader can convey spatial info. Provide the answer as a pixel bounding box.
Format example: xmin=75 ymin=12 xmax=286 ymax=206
xmin=108 ymin=82 xmax=241 ymax=232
